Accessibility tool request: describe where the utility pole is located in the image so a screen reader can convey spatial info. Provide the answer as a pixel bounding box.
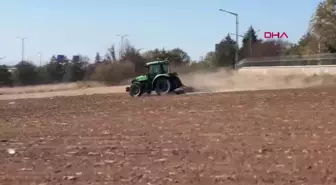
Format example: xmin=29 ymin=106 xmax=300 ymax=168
xmin=38 ymin=52 xmax=42 ymax=66
xmin=219 ymin=9 xmax=239 ymax=65
xmin=17 ymin=37 xmax=27 ymax=62
xmin=116 ymin=34 xmax=129 ymax=56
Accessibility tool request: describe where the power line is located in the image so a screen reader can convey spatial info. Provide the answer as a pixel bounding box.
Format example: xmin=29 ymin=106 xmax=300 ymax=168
xmin=116 ymin=34 xmax=129 ymax=56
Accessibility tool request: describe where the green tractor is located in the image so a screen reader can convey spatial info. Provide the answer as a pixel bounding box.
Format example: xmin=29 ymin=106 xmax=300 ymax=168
xmin=125 ymin=59 xmax=185 ymax=97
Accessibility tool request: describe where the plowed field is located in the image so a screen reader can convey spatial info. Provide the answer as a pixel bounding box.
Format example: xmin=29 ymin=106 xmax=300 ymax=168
xmin=1 ymin=87 xmax=336 ymax=185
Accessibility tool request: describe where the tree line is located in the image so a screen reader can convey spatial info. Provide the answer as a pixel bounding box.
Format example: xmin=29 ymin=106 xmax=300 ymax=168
xmin=0 ymin=0 xmax=334 ymax=87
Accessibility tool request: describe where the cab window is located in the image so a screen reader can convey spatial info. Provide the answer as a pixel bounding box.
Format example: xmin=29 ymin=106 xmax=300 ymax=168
xmin=149 ymin=64 xmax=161 ymax=74
xmin=162 ymin=64 xmax=168 ymax=73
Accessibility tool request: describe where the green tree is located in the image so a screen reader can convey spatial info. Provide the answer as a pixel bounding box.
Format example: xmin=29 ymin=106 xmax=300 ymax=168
xmin=142 ymin=48 xmax=168 ymax=61
xmin=293 ymin=32 xmax=317 ymax=55
xmin=142 ymin=48 xmax=190 ymax=66
xmin=104 ymin=45 xmax=117 ymax=62
xmin=253 ymin=40 xmax=284 ymax=57
xmin=202 ymin=51 xmax=216 ymax=66
xmin=63 ymin=55 xmax=89 ymax=82
xmin=120 ymin=42 xmax=147 ymax=74
xmin=95 ymin=52 xmax=101 ymax=63
xmin=36 ymin=65 xmax=51 ymax=84
xmin=310 ymin=0 xmax=336 ymax=53
xmin=46 ymin=56 xmax=67 ymax=82
xmin=50 ymin=55 xmax=57 ymax=62
xmin=240 ymin=26 xmax=259 ymax=58
xmin=213 ymin=34 xmax=236 ymax=67
xmin=15 ymin=61 xmax=39 ymax=85
xmin=168 ymin=48 xmax=190 ymax=65
xmin=0 ymin=65 xmax=13 ymax=87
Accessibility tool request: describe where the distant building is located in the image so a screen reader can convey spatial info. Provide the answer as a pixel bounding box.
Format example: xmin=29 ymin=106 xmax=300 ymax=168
xmin=56 ymin=55 xmax=66 ymax=62
xmin=72 ymin=55 xmax=80 ymax=62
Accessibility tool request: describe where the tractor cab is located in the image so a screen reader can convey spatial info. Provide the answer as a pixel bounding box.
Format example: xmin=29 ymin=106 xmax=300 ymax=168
xmin=145 ymin=60 xmax=169 ymax=75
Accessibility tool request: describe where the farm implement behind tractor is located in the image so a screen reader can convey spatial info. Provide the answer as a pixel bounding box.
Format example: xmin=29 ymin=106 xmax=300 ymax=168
xmin=125 ymin=59 xmax=188 ymax=97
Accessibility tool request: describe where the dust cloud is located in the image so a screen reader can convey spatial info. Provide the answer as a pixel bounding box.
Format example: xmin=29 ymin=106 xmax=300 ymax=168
xmin=2 ymin=68 xmax=336 ymax=100
xmin=179 ymin=69 xmax=336 ymax=93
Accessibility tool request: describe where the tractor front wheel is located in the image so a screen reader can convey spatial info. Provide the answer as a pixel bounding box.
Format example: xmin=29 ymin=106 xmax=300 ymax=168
xmin=155 ymin=78 xmax=171 ymax=95
xmin=129 ymin=83 xmax=143 ymax=97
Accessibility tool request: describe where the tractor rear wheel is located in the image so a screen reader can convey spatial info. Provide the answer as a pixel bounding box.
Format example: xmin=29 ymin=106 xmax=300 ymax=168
xmin=129 ymin=83 xmax=143 ymax=97
xmin=155 ymin=77 xmax=171 ymax=95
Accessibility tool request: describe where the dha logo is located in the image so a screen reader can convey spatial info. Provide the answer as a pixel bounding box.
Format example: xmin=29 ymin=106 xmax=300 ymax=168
xmin=264 ymin=32 xmax=288 ymax=39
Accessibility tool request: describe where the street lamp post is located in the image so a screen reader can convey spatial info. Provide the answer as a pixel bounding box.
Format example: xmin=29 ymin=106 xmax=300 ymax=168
xmin=219 ymin=9 xmax=239 ymax=65
xmin=38 ymin=52 xmax=42 ymax=66
xmin=116 ymin=34 xmax=129 ymax=56
xmin=17 ymin=37 xmax=27 ymax=62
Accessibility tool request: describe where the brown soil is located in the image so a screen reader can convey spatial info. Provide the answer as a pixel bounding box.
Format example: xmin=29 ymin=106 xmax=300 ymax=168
xmin=0 ymin=82 xmax=105 ymax=95
xmin=1 ymin=87 xmax=336 ymax=185
xmin=0 ymin=86 xmax=127 ymax=100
